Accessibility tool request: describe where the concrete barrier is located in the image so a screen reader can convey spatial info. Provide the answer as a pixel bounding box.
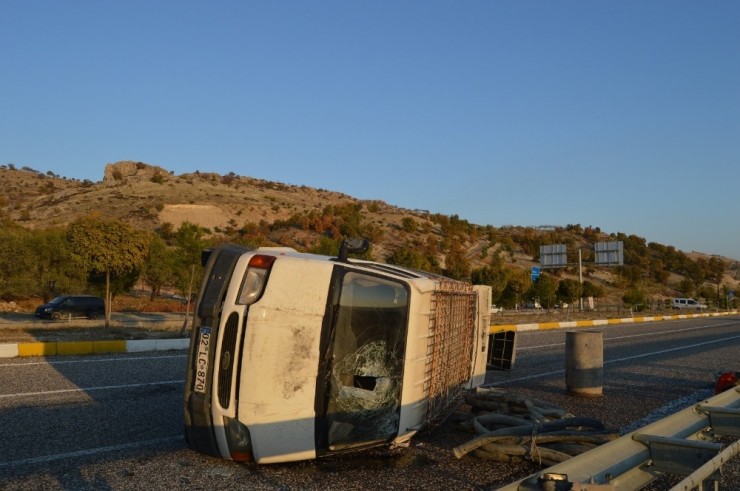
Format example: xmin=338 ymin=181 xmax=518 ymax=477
xmin=565 ymin=330 xmax=603 ymax=397
xmin=489 ymin=310 xmax=738 ymax=334
xmin=0 ymin=338 xmax=190 ymax=358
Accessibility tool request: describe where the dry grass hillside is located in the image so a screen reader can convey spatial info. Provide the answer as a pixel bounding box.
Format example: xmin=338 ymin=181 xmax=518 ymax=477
xmin=1 ymin=161 xmax=737 ymax=306
xmin=1 ymin=161 xmax=448 ymax=265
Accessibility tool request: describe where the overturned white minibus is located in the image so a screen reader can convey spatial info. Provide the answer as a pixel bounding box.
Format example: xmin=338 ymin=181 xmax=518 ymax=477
xmin=184 ymin=239 xmax=491 ymax=463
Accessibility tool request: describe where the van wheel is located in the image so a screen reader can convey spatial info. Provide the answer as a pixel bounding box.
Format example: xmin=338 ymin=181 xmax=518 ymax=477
xmin=88 ymin=311 xmax=100 ymax=320
xmin=51 ymin=312 xmax=62 ymax=320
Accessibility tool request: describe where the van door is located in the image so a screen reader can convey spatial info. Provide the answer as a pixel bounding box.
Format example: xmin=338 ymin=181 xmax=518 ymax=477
xmin=317 ymin=271 xmax=409 ymax=453
xmin=69 ymin=297 xmax=86 ymax=318
xmin=59 ymin=297 xmax=78 ymax=318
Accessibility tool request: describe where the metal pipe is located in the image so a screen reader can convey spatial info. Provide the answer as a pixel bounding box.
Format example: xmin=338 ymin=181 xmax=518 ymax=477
xmin=669 ymin=439 xmax=740 ymax=491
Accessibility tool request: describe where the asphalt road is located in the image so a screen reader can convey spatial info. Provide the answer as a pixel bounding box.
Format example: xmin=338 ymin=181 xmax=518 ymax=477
xmin=1 ymin=316 xmax=738 ymax=490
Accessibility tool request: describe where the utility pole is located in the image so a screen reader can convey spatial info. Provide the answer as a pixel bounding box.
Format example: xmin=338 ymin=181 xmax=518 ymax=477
xmin=578 ymin=248 xmax=583 ymax=311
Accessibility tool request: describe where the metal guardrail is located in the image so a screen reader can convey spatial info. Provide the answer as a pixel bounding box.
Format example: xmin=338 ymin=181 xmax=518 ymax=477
xmin=498 ymin=386 xmax=740 ymax=491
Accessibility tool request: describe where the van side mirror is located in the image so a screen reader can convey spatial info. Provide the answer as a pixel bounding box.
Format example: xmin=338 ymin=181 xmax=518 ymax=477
xmin=337 ymin=238 xmax=370 ymax=262
xmin=201 ymin=249 xmax=213 ymax=267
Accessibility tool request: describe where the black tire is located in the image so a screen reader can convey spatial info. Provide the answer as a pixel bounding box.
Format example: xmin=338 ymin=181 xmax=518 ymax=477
xmin=51 ymin=312 xmax=62 ymax=320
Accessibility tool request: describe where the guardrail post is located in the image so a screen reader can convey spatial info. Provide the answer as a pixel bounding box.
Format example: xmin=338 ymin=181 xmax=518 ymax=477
xmin=565 ymin=330 xmax=603 ymax=397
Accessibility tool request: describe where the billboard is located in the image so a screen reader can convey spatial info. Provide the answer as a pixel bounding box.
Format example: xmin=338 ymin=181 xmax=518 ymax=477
xmin=540 ymin=244 xmax=568 ymax=268
xmin=594 ymin=241 xmax=624 ymax=266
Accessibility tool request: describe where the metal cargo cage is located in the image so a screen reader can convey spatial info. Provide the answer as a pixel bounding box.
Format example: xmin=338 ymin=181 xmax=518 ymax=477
xmin=424 ymin=279 xmax=479 ymax=423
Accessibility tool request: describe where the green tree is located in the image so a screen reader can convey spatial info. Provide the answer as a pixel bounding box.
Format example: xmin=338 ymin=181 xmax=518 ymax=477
xmin=386 ymin=243 xmax=439 ymax=274
xmin=444 ymin=243 xmax=471 ymax=280
xmin=471 ymin=263 xmax=509 ymax=306
xmin=0 ymin=225 xmax=88 ymax=300
xmin=310 ymin=236 xmax=341 ymax=256
xmin=706 ymin=257 xmax=727 ymax=307
xmin=0 ymin=224 xmax=36 ymax=298
xmin=157 ymin=222 xmax=176 ymax=243
xmin=29 ymin=227 xmax=88 ymax=300
xmin=649 ymin=259 xmax=670 ymax=284
xmin=67 ymin=217 xmax=150 ymax=327
xmin=678 ymin=278 xmax=695 ymax=297
xmin=498 ymin=269 xmax=529 ymax=309
xmin=142 ymin=234 xmax=178 ymax=300
xmin=581 ymin=280 xmax=604 ymax=299
xmin=684 ymin=261 xmax=706 ymax=289
xmin=89 ymin=268 xmax=140 ymax=301
xmin=696 ymin=285 xmax=714 ymax=305
xmin=531 ymin=274 xmax=558 ymax=309
xmin=557 ymin=279 xmax=583 ymax=306
xmin=401 ymin=217 xmax=417 ymax=233
xmin=173 ymin=222 xmax=211 ymax=327
xmin=623 ymin=288 xmax=646 ymax=310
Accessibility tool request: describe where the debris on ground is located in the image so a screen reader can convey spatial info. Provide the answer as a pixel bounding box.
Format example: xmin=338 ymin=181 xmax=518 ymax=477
xmin=452 ymin=387 xmax=619 ymax=467
xmin=715 ymin=370 xmax=739 ymax=394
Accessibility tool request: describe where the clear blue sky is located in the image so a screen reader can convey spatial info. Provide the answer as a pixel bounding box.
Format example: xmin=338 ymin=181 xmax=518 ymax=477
xmin=2 ymin=1 xmax=738 ymax=261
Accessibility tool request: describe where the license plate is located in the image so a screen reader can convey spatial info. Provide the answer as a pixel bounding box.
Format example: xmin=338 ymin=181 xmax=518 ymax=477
xmin=194 ymin=326 xmax=212 ymax=394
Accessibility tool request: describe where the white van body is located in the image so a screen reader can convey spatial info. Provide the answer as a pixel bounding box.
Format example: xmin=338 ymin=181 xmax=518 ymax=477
xmin=672 ymin=298 xmax=707 ymax=310
xmin=184 ymin=243 xmax=491 ymax=464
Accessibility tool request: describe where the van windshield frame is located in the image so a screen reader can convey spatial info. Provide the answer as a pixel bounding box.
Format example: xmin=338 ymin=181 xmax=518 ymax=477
xmin=315 ymin=268 xmax=410 ymax=454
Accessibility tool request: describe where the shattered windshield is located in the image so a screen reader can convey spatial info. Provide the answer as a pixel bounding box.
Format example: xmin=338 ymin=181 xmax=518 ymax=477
xmin=325 ymin=272 xmax=409 ymax=451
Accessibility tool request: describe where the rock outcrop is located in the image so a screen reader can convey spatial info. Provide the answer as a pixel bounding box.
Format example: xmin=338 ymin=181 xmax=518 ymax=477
xmin=103 ymin=161 xmax=171 ymax=182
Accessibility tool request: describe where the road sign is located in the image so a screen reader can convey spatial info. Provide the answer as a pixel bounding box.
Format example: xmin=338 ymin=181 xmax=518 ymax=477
xmin=531 ymin=267 xmax=541 ymax=282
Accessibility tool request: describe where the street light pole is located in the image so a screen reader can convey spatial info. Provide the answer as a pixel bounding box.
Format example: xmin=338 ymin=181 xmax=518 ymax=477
xmin=579 ymin=248 xmax=583 ymax=311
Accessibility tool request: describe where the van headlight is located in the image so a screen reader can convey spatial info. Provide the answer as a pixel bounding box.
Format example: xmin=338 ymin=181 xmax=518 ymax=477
xmin=223 ymin=416 xmax=253 ymax=461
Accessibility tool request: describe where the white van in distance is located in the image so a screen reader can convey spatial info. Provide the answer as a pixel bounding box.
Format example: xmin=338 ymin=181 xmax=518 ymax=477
xmin=671 ymin=298 xmax=707 ymax=310
xmin=183 ymin=239 xmax=491 ymax=464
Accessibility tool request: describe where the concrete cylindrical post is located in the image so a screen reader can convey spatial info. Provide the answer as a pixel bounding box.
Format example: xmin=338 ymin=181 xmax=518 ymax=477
xmin=565 ymin=330 xmax=603 ymax=397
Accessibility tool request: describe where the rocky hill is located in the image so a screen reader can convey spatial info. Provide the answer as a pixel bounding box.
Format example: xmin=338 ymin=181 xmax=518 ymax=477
xmin=1 ymin=161 xmax=737 ymax=305
xmin=1 ymin=161 xmax=433 ymax=263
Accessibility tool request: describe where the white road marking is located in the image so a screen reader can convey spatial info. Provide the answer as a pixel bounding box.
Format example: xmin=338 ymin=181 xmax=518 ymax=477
xmin=0 ymin=380 xmax=184 ymax=399
xmin=0 ymin=353 xmax=187 ymax=368
xmin=0 ymin=436 xmax=184 ymax=468
xmin=518 ymin=321 xmax=739 ymax=351
xmin=488 ymin=333 xmax=740 ymax=386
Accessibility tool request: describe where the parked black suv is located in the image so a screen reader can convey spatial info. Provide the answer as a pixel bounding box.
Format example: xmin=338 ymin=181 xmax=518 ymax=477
xmin=35 ymin=295 xmax=105 ymax=320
